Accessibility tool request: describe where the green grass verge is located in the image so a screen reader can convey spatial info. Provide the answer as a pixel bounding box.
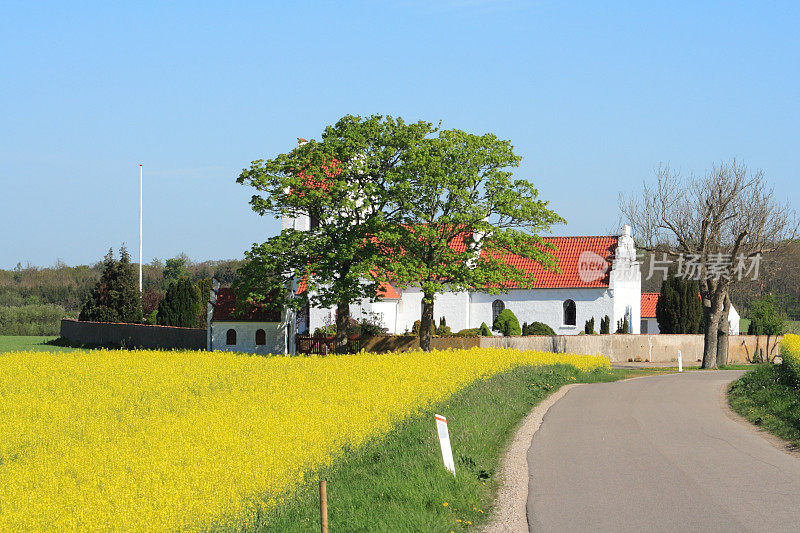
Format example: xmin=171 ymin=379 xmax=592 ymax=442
xmin=0 ymin=335 xmax=81 ymax=354
xmin=237 ymin=365 xmax=635 ymax=532
xmin=728 ymin=364 xmax=800 ymax=448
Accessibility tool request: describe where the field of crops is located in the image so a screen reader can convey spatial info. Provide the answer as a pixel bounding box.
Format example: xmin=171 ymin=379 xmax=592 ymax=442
xmin=0 ymin=348 xmax=608 ymax=530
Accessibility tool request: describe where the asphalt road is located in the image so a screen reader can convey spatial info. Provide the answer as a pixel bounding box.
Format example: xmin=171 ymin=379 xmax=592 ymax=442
xmin=526 ymin=370 xmax=800 ymax=532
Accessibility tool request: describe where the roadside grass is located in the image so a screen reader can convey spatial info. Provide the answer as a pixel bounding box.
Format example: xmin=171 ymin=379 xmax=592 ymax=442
xmin=247 ymin=365 xmax=635 ymax=532
xmin=728 ymin=364 xmax=800 ymax=448
xmin=0 ymin=335 xmax=80 ymax=353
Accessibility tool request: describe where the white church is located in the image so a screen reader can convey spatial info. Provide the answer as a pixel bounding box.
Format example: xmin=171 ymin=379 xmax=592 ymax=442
xmin=209 ymin=201 xmax=667 ymax=353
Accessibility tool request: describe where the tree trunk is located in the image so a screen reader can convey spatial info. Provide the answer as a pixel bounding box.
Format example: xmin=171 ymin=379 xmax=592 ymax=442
xmin=702 ymin=304 xmax=721 ymax=369
xmin=419 ymin=291 xmax=435 ymax=352
xmin=335 ymin=302 xmax=350 ymax=354
xmin=716 ymin=293 xmax=731 ymax=367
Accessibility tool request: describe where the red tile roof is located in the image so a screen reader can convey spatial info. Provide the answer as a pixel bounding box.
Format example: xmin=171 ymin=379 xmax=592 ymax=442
xmin=212 ymin=288 xmax=282 ymax=322
xmin=296 ymin=278 xmax=400 ymax=299
xmin=641 ymin=292 xmax=659 ymax=318
xmin=482 ymin=236 xmax=617 ymax=288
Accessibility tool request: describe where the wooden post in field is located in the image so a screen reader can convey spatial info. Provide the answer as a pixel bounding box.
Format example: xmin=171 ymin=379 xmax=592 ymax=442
xmin=319 ymin=480 xmax=328 ymax=533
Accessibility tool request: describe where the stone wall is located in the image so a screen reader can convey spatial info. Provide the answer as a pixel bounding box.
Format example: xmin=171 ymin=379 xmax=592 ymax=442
xmin=479 ymin=334 xmax=781 ymax=364
xmin=60 ymin=319 xmax=206 ymax=350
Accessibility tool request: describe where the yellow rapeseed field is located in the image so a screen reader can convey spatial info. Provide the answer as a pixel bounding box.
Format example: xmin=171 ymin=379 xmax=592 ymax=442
xmin=0 ymin=348 xmax=608 ymax=531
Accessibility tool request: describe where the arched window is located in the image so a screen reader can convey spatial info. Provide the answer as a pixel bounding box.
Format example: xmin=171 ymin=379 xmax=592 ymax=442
xmin=226 ymin=328 xmax=237 ymax=345
xmin=255 ymin=329 xmax=266 ymax=346
xmin=492 ymin=299 xmax=505 ymax=323
xmin=563 ymin=300 xmax=576 ymax=326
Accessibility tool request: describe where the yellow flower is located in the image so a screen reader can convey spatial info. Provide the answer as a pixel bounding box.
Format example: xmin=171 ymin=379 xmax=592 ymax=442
xmin=0 ymin=347 xmax=608 ymax=530
xmin=443 ymin=502 xmax=449 ymax=506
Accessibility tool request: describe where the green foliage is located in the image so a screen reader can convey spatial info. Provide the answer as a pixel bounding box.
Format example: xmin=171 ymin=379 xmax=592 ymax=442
xmin=0 ymin=257 xmax=242 ymax=320
xmin=163 ymin=257 xmax=189 ymax=288
xmin=479 ymin=322 xmax=492 ymax=336
xmin=79 ymin=247 xmax=143 ymax=324
xmin=195 ymin=278 xmax=213 ymax=327
xmin=748 ymin=295 xmax=787 ymax=336
xmin=781 ymin=336 xmax=800 ymax=389
xmin=728 ymin=364 xmax=800 ymax=448
xmin=258 ymin=364 xmax=632 ymax=531
xmin=236 ymin=115 xmax=437 ymax=351
xmin=156 ymin=277 xmax=201 ymax=328
xmin=0 ymin=304 xmax=65 ymax=335
xmin=615 ymin=316 xmax=630 ymax=334
xmin=453 ymin=328 xmax=479 ymax=337
xmin=599 ymin=315 xmax=611 ymax=334
xmin=584 ymin=317 xmax=596 ymax=334
xmin=523 ymin=321 xmax=556 ymax=336
xmin=373 ymin=127 xmax=563 ymax=351
xmin=656 ymin=272 xmax=703 ymax=334
xmin=493 ymin=309 xmax=521 ymax=336
xmin=348 ymin=312 xmax=385 ymax=337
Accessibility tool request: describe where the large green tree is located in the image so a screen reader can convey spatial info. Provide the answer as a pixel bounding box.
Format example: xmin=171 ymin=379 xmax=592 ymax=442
xmin=655 ymin=271 xmax=703 ymax=333
xmin=375 ymin=129 xmax=564 ymax=351
xmin=236 ymin=115 xmax=436 ymax=352
xmin=79 ymin=246 xmax=143 ymax=323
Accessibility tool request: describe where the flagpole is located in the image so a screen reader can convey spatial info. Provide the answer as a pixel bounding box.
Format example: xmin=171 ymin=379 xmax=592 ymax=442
xmin=139 ymin=163 xmax=143 ymax=293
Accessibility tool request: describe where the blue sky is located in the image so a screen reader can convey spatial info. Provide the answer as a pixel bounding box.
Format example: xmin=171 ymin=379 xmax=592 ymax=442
xmin=2 ymin=1 xmax=798 ymax=269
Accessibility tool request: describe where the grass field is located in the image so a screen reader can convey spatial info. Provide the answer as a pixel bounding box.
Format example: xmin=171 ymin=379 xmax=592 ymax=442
xmin=0 ymin=335 xmax=80 ymax=353
xmin=0 ymin=347 xmax=610 ymax=531
xmin=260 ymin=364 xmax=633 ymax=531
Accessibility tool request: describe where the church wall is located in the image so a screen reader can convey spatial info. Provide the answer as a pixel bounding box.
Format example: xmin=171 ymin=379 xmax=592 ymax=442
xmin=469 ymin=288 xmax=613 ymax=335
xmin=211 ymin=321 xmax=285 ymax=355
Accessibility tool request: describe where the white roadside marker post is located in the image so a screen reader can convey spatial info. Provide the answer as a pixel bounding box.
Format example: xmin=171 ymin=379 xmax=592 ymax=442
xmin=678 ymin=350 xmax=683 ymax=372
xmin=435 ymin=414 xmax=456 ymax=476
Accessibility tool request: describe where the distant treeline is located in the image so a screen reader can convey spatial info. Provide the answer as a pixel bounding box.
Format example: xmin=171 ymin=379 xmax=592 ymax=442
xmin=0 ymin=255 xmax=244 ymax=335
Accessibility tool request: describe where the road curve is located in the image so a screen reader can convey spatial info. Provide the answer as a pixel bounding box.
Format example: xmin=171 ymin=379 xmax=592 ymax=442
xmin=527 ymin=371 xmax=800 ymax=532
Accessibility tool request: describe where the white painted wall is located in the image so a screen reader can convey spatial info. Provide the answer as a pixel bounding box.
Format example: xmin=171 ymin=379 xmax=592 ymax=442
xmin=211 ymin=321 xmax=285 ymax=355
xmin=393 ymin=286 xmax=470 ymax=334
xmin=729 ymin=305 xmax=741 ymax=335
xmin=470 ymin=288 xmax=614 ymax=334
xmin=641 ymin=318 xmax=660 ymax=334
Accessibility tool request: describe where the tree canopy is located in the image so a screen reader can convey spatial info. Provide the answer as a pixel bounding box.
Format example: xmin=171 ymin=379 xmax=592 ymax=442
xmin=374 ymin=128 xmax=563 ymax=350
xmin=236 ymin=115 xmax=437 ymax=352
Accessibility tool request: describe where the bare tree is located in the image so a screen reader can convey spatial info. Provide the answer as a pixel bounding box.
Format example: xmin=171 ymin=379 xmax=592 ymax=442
xmin=621 ymin=160 xmax=796 ymax=368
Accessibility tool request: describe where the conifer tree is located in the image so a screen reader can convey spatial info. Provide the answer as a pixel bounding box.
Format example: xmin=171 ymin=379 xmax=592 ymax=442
xmin=656 ymin=272 xmax=703 ymax=333
xmin=599 ymin=315 xmax=611 ymax=334
xmin=157 ymin=277 xmax=201 ymax=327
xmin=79 ymin=246 xmax=143 ymax=323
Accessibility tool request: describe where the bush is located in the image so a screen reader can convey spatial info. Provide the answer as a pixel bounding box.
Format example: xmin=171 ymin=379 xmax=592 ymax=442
xmin=453 ymin=328 xmax=479 ymax=337
xmin=599 ymin=315 xmax=611 ymax=334
xmin=493 ymin=309 xmax=521 ymax=336
xmin=781 ymin=334 xmax=800 ymax=388
xmin=584 ymin=317 xmax=596 ymax=335
xmin=523 ymin=321 xmax=556 ymax=336
xmin=479 ymin=322 xmax=492 ymax=336
xmin=615 ymin=316 xmax=630 ymax=334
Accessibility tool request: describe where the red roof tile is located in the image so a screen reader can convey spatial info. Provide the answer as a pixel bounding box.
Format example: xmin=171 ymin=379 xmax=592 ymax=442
xmin=296 ymin=278 xmax=400 ymax=299
xmin=481 ymin=236 xmax=618 ymax=288
xmin=212 ymin=288 xmax=282 ymax=322
xmin=641 ymin=292 xmax=659 ymax=318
